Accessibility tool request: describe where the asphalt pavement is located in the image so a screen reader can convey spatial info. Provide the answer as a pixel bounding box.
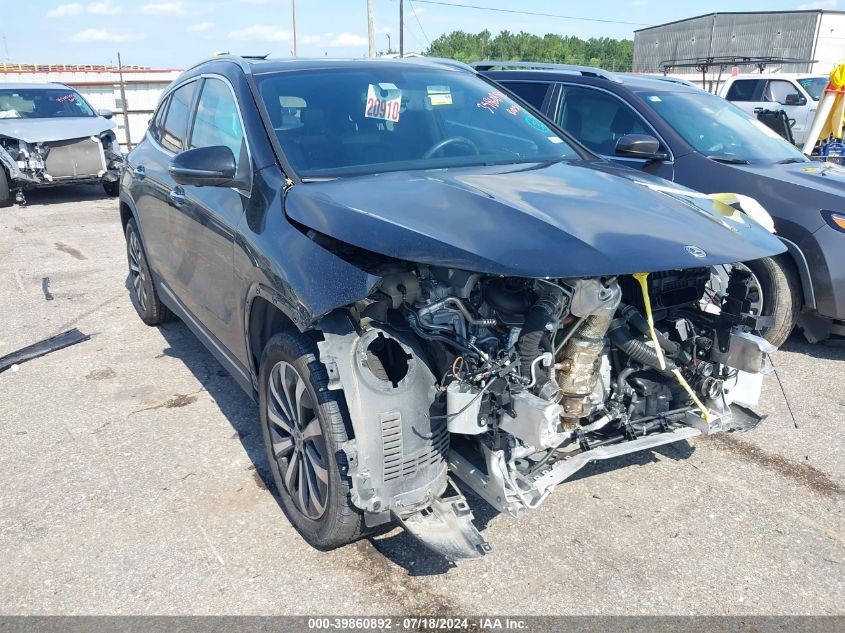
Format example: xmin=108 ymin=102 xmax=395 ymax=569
xmin=0 ymin=186 xmax=842 ymax=615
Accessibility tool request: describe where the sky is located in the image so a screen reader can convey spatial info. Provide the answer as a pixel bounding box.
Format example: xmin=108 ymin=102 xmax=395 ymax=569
xmin=2 ymin=0 xmax=840 ymax=68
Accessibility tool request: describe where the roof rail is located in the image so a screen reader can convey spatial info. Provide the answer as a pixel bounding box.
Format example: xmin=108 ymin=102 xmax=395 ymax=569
xmin=471 ymin=60 xmax=621 ymax=82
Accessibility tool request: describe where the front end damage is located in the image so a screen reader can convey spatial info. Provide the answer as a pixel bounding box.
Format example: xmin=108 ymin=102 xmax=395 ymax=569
xmin=0 ymin=131 xmax=121 ymax=202
xmin=314 ymin=264 xmax=775 ymax=561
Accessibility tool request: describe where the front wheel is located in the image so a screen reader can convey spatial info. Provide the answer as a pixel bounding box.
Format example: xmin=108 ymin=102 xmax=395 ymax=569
xmin=103 ymin=180 xmax=120 ymax=197
xmin=743 ymin=255 xmax=801 ymax=347
xmin=258 ymin=330 xmax=365 ymax=550
xmin=0 ymin=168 xmax=11 ymax=208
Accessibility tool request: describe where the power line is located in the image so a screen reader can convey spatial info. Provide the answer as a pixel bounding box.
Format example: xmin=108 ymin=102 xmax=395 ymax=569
xmin=411 ymin=0 xmax=653 ymax=28
xmin=408 ymin=0 xmax=432 ymax=48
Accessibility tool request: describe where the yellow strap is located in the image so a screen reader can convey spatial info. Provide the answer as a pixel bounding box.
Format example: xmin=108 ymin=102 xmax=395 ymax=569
xmin=672 ymin=369 xmax=713 ymax=423
xmin=632 ymin=272 xmax=666 ymax=371
xmin=634 ymin=272 xmax=712 ymax=423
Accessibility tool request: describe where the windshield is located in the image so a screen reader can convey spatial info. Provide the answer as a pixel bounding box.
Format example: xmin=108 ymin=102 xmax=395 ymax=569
xmin=256 ymin=66 xmax=579 ymax=177
xmin=797 ymin=77 xmax=828 ymax=101
xmin=0 ymin=88 xmax=95 ymax=119
xmin=639 ymin=91 xmax=807 ymax=164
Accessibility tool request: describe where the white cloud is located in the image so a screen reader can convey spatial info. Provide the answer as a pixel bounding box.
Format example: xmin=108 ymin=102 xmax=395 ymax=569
xmin=87 ymin=0 xmax=120 ymax=14
xmin=799 ymin=0 xmax=837 ymax=7
xmin=47 ymin=3 xmax=83 ymax=17
xmin=140 ymin=2 xmax=186 ymax=15
xmin=236 ymin=0 xmax=271 ymax=3
xmin=187 ymin=21 xmax=214 ymax=32
xmin=70 ymin=28 xmax=146 ymax=42
xmin=229 ymin=25 xmax=291 ymax=41
xmin=329 ymin=32 xmax=368 ymax=47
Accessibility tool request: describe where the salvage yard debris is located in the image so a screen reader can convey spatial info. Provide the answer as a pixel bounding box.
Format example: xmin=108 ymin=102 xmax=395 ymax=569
xmin=0 ymin=328 xmax=90 ymax=373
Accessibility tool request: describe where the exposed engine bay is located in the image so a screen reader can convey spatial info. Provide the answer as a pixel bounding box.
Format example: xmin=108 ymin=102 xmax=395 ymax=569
xmin=317 ymin=263 xmax=775 ymax=560
xmin=0 ymin=131 xmax=121 ymax=203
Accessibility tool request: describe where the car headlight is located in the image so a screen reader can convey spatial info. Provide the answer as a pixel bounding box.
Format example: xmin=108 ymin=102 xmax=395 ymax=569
xmin=822 ymin=210 xmax=845 ymax=233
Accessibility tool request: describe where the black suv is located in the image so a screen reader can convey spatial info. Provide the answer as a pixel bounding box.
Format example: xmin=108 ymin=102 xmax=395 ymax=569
xmin=478 ymin=62 xmax=845 ymax=344
xmin=119 ymin=56 xmax=783 ymax=560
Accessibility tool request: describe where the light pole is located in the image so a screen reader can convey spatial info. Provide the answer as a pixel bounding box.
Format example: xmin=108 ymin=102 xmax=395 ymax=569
xmin=386 ymin=33 xmax=392 ymax=54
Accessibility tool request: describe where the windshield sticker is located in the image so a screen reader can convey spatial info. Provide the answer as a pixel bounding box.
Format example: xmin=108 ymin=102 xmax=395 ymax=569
xmin=56 ymin=93 xmax=77 ymax=103
xmin=365 ymin=83 xmax=401 ymax=123
xmin=506 ymin=104 xmax=520 ymax=115
xmin=523 ymin=114 xmax=551 ymax=133
xmin=647 ymin=95 xmax=662 ymax=102
xmin=477 ymin=89 xmax=507 ymax=113
xmin=427 ymin=85 xmax=453 ymax=106
xmin=547 ymin=136 xmax=563 ymax=144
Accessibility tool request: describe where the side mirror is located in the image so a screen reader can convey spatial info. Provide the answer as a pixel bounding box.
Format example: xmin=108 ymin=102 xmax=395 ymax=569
xmin=97 ymin=108 xmax=114 ymax=120
xmin=615 ymin=134 xmax=666 ymax=160
xmin=782 ymin=93 xmax=806 ymax=106
xmin=169 ymin=146 xmax=237 ymax=187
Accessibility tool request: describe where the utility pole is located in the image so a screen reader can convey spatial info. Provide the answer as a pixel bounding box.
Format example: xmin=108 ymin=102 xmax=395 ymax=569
xmin=367 ymin=0 xmax=376 ymax=58
xmin=399 ymin=0 xmax=404 ymax=58
xmin=291 ymin=0 xmax=297 ymax=56
xmin=117 ymin=52 xmax=132 ymax=151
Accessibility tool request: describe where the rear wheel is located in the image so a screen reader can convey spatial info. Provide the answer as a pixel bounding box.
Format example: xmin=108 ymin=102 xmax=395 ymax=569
xmin=0 ymin=168 xmax=10 ymax=208
xmin=124 ymin=218 xmax=175 ymax=325
xmin=258 ymin=330 xmax=364 ymax=549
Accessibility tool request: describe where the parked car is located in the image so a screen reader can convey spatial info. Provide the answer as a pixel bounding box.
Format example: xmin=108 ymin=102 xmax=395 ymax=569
xmin=0 ymin=82 xmax=122 ymax=206
xmin=480 ymin=62 xmax=845 ymax=343
xmin=718 ymin=73 xmax=828 ymax=147
xmin=120 ymin=56 xmax=784 ymax=559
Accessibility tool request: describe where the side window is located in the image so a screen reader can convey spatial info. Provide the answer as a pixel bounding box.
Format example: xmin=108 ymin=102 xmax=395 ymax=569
xmin=725 ymin=79 xmax=764 ymax=102
xmin=189 ymin=78 xmax=247 ymax=169
xmin=555 ymin=85 xmax=651 ymax=155
xmin=500 ymin=82 xmax=550 ymax=111
xmin=160 ymin=81 xmax=197 ymax=153
xmin=764 ymin=80 xmax=796 ymax=104
xmin=149 ymin=96 xmax=170 ymax=143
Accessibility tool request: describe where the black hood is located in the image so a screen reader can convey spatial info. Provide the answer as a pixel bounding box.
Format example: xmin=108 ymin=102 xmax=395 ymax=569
xmin=737 ymin=160 xmax=845 ymax=199
xmin=285 ymin=160 xmax=786 ymax=278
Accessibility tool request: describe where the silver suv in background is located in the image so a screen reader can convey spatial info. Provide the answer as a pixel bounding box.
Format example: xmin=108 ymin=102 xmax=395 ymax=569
xmin=719 ymin=74 xmax=828 ymax=146
xmin=0 ymin=83 xmax=123 ymax=206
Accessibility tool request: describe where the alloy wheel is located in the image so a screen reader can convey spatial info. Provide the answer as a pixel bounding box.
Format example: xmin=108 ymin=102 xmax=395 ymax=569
xmin=128 ymin=230 xmax=148 ymax=312
xmin=266 ymin=361 xmax=330 ymax=520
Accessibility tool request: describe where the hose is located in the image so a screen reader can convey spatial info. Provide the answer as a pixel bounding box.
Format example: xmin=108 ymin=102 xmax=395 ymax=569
xmin=517 ymin=299 xmax=556 ymax=378
xmin=607 ymin=319 xmax=677 ymax=375
xmin=619 ymin=303 xmax=680 ymax=357
xmin=404 ymin=308 xmax=477 ymax=359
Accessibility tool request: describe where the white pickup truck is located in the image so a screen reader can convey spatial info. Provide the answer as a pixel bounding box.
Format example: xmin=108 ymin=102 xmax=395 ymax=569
xmin=719 ymin=73 xmax=828 ymax=147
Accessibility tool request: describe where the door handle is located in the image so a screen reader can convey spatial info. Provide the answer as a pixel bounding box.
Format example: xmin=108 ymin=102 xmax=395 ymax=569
xmin=169 ymin=188 xmax=186 ymax=207
xmin=132 ymin=165 xmax=146 ymax=180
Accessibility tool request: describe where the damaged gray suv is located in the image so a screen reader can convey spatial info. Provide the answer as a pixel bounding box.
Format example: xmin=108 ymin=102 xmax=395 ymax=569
xmin=0 ymin=83 xmax=122 ymax=206
xmin=120 ymin=56 xmax=785 ymax=560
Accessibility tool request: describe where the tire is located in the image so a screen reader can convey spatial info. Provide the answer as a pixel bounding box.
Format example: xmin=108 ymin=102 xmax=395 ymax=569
xmin=258 ymin=330 xmax=365 ymax=550
xmin=124 ymin=218 xmax=175 ymax=326
xmin=744 ymin=255 xmax=801 ymax=347
xmin=103 ymin=180 xmax=120 ymax=197
xmin=0 ymin=168 xmax=11 ymax=208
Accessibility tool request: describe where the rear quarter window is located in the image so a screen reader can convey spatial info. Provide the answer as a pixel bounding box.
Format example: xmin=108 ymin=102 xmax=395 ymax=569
xmin=500 ymin=82 xmax=550 ymax=111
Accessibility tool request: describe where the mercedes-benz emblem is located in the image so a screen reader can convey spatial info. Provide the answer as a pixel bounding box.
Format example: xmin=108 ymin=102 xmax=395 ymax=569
xmin=685 ymin=245 xmax=707 ymax=258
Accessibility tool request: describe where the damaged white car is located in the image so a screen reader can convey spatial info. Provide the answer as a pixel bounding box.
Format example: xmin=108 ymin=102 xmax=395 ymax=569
xmin=0 ymin=83 xmax=122 ymax=206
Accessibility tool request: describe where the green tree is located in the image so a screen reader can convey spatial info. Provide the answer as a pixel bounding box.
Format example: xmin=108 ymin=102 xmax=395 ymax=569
xmin=426 ymin=30 xmax=633 ymax=71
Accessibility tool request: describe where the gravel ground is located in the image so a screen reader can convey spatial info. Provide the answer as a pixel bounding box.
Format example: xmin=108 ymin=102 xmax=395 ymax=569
xmin=0 ymin=186 xmax=843 ymax=616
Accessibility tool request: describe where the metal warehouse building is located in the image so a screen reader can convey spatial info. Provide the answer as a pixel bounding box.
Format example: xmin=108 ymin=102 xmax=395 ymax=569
xmin=634 ymin=10 xmax=845 ymax=75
